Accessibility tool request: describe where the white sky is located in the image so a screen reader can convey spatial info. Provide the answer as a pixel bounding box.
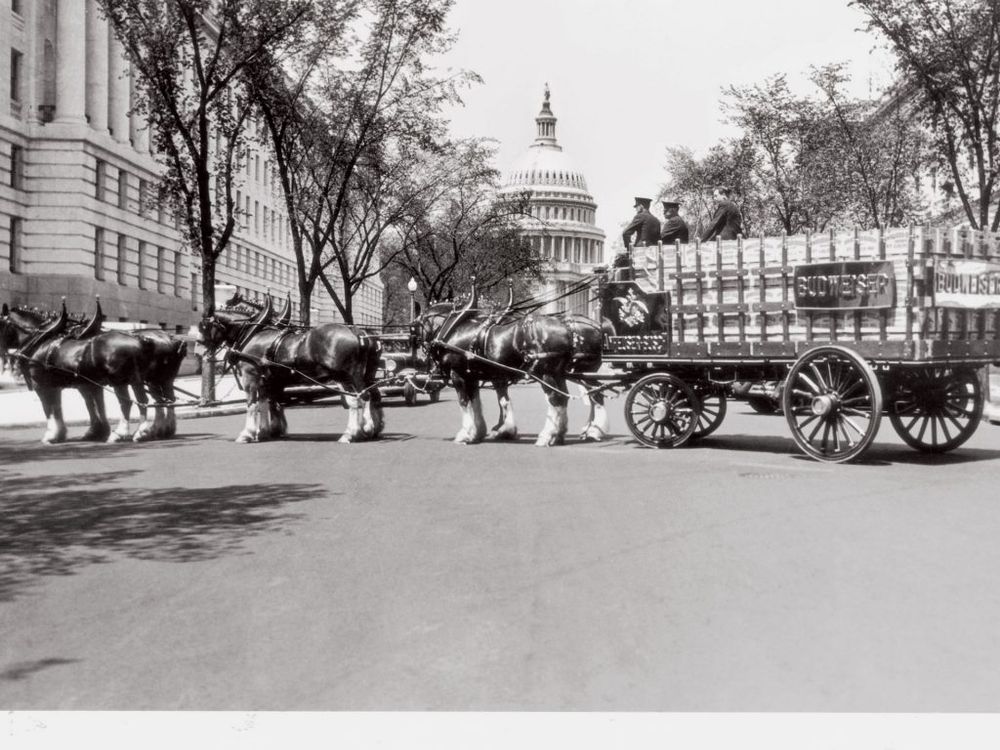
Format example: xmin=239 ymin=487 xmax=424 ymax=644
xmin=436 ymin=0 xmax=896 ymax=237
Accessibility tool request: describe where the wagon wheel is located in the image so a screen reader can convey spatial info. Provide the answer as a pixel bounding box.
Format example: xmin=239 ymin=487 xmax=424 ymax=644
xmin=888 ymin=366 xmax=983 ymax=453
xmin=624 ymin=372 xmax=699 ymax=449
xmin=690 ymin=382 xmax=726 ymax=440
xmin=782 ymin=346 xmax=883 ymax=463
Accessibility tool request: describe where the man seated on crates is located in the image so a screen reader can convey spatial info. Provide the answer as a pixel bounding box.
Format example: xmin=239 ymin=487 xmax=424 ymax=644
xmin=659 ymin=199 xmax=690 ymax=246
xmin=700 ymin=186 xmax=743 ymax=242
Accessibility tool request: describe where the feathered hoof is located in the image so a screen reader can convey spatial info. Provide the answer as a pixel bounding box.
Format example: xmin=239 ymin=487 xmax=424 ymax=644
xmin=338 ymin=433 xmax=356 ymax=444
xmin=235 ymin=432 xmax=258 ymax=444
xmin=41 ymin=434 xmax=66 ymax=445
xmin=81 ymin=428 xmax=110 ymax=442
xmin=107 ymin=431 xmax=132 ymax=444
xmin=133 ymin=427 xmax=155 ymax=443
xmin=580 ymin=426 xmax=607 ymax=442
xmin=535 ymin=433 xmax=565 ymax=447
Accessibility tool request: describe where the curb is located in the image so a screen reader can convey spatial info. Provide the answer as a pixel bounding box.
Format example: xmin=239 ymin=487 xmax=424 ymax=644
xmin=1 ymin=400 xmax=247 ymax=430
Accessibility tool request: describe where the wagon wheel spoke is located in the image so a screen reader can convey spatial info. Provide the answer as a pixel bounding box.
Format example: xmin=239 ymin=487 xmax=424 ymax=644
xmin=841 ymin=415 xmax=867 ymax=438
xmin=808 ymin=363 xmax=829 ymax=392
xmin=795 ymin=372 xmax=822 ymax=395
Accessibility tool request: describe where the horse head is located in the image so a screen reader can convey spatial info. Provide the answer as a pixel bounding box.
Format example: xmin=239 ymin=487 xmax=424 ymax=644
xmin=198 ymin=310 xmax=247 ymax=351
xmin=414 ymin=300 xmax=458 ymax=350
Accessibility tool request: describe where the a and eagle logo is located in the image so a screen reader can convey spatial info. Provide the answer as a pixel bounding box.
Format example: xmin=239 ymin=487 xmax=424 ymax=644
xmin=614 ymin=288 xmax=649 ymax=327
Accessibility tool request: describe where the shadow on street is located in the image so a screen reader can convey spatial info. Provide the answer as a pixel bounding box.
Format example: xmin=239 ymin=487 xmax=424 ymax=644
xmin=0 ymin=471 xmax=326 ymax=602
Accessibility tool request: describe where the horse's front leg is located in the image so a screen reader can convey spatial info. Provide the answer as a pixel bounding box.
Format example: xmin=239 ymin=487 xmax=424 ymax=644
xmin=488 ymin=381 xmax=518 ymax=440
xmin=106 ymin=384 xmax=136 ymax=443
xmin=339 ymin=388 xmax=364 ymax=443
xmin=143 ymin=384 xmax=167 ymax=439
xmin=359 ymin=386 xmax=384 ymax=440
xmin=131 ymin=379 xmax=156 ymax=442
xmin=37 ymin=386 xmax=68 ymax=444
xmin=79 ymin=385 xmax=110 ymax=441
xmin=536 ymin=375 xmax=569 ymax=447
xmin=452 ymin=373 xmax=487 ymax=444
xmin=160 ymin=383 xmax=178 ymax=437
xmin=260 ymin=382 xmax=285 ymax=439
xmin=579 ymin=386 xmax=610 ymax=442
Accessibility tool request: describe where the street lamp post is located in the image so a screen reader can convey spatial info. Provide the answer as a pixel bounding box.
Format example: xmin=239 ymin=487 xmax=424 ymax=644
xmin=407 ymin=277 xmax=418 ymax=321
xmin=406 ymin=276 xmax=419 ymax=362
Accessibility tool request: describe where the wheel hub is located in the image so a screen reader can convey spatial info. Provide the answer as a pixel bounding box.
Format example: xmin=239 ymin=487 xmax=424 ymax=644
xmin=811 ymin=393 xmax=838 ymax=416
xmin=650 ymin=401 xmax=670 ymax=422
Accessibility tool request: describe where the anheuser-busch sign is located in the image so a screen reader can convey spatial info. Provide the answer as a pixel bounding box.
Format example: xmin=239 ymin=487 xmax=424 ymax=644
xmin=793 ymin=261 xmax=896 ymax=310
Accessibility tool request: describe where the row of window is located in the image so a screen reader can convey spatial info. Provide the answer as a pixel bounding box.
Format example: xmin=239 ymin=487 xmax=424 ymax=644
xmin=229 ymin=186 xmax=291 ymax=247
xmin=533 ymin=234 xmax=603 ymax=266
xmin=94 ymin=158 xmax=171 ymax=225
xmin=93 ymin=227 xmax=184 ymax=297
xmin=219 ymin=241 xmax=296 ymax=289
xmin=532 ymin=204 xmax=595 ymax=223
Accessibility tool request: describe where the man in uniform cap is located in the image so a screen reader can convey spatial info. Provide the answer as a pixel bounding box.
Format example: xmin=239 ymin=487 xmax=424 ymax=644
xmin=659 ymin=199 xmax=690 ymax=246
xmin=700 ymin=186 xmax=743 ymax=242
xmin=621 ymin=197 xmax=661 ymax=255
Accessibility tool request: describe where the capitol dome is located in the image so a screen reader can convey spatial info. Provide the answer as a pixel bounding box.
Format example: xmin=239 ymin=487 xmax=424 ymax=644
xmin=501 ymin=86 xmax=606 ymax=316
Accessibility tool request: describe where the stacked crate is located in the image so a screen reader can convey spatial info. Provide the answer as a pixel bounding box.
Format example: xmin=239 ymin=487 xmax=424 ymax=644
xmin=627 ymin=226 xmax=1000 ymax=361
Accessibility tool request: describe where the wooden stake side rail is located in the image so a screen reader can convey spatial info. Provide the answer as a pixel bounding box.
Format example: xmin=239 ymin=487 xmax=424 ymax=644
xmin=603 ymin=225 xmax=1000 ymax=365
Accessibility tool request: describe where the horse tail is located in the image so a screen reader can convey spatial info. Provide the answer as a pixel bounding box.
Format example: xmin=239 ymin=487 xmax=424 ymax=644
xmin=361 ymin=331 xmax=382 ymax=387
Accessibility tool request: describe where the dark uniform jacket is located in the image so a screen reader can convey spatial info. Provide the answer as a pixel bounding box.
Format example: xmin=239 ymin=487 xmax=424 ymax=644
xmin=700 ymin=199 xmax=743 ymax=241
xmin=622 ymin=208 xmax=661 ymax=248
xmin=660 ymin=215 xmax=690 ymax=245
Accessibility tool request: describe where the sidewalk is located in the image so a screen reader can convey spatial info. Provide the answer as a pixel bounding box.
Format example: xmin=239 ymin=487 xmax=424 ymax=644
xmin=0 ymin=372 xmax=247 ymax=429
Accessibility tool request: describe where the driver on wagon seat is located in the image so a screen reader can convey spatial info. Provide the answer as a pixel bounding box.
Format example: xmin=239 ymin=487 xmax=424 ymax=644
xmin=614 ymin=196 xmax=660 ymax=283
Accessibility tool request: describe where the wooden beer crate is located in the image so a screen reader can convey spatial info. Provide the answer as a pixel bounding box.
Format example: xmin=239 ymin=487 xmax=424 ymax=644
xmin=608 ymin=225 xmax=1000 ymax=362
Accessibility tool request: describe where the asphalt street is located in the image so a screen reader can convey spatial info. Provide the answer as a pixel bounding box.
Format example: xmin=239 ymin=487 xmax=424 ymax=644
xmin=2 ymin=385 xmax=1000 ymax=711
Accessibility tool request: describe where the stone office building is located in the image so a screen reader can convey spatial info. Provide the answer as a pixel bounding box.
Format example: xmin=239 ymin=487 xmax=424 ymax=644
xmin=0 ymin=0 xmax=382 ymax=331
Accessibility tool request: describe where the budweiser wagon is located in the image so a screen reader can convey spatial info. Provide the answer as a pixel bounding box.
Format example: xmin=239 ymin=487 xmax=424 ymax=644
xmin=597 ymin=226 xmax=1000 ymax=463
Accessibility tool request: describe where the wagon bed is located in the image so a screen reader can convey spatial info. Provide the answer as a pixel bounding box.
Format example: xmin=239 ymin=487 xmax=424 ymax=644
xmin=598 ymin=225 xmax=1000 ymax=462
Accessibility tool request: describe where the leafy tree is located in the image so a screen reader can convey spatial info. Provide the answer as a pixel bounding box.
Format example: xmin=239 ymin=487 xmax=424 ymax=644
xmin=383 ymin=139 xmax=541 ymax=321
xmin=659 ymin=139 xmax=766 ymax=237
xmin=245 ymin=1 xmax=361 ymax=326
xmin=811 ymin=63 xmax=928 ymax=229
xmin=853 ymin=0 xmax=1000 ymax=230
xmin=98 ymin=0 xmax=311 ymax=400
xmin=722 ymin=75 xmax=848 ymax=234
xmin=258 ymin=0 xmax=474 ymax=324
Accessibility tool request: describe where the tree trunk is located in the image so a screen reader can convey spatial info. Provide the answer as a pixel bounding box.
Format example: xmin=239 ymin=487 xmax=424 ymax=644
xmin=200 ymin=254 xmax=217 ymax=404
xmin=299 ymin=280 xmax=313 ymax=327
